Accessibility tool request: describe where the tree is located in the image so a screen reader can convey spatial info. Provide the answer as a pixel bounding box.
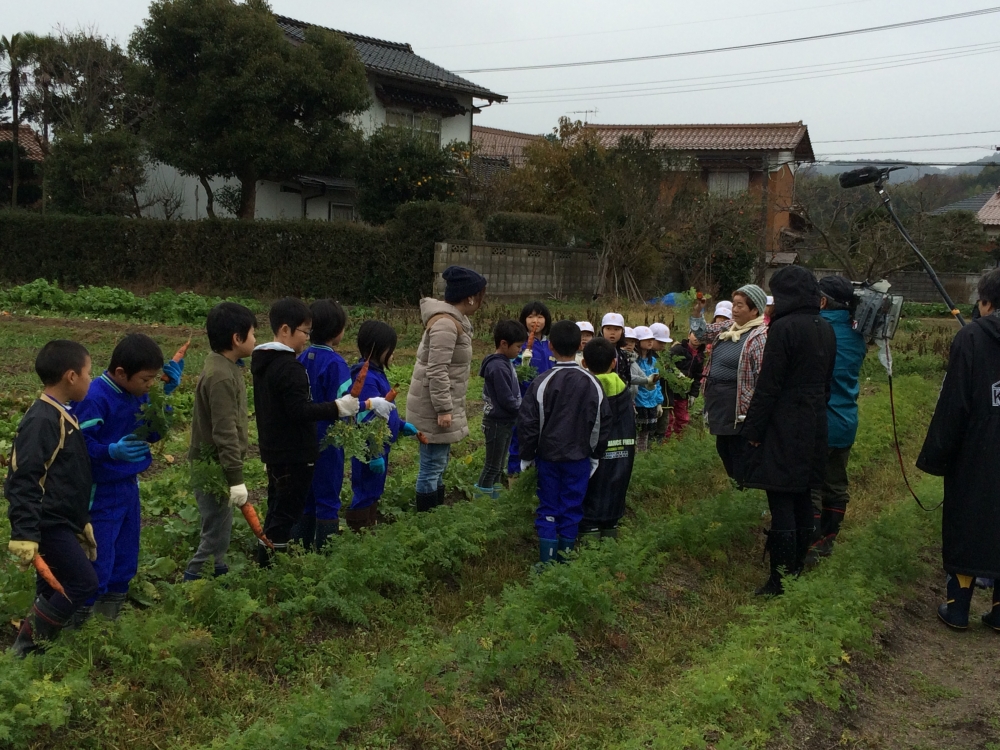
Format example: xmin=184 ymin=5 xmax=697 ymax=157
xmin=130 ymin=0 xmax=370 ymax=219
xmin=47 ymin=129 xmax=151 ymax=216
xmin=1 ymin=33 xmax=30 ymax=209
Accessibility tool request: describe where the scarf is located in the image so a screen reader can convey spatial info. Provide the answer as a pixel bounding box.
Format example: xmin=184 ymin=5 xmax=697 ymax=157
xmin=717 ymin=315 xmax=765 ymax=343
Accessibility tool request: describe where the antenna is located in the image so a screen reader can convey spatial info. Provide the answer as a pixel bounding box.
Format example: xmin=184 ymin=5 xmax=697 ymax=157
xmin=568 ymin=108 xmax=598 ymax=124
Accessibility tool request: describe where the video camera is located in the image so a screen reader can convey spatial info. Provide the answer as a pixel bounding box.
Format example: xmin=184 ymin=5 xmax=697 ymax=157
xmin=852 ymin=280 xmax=903 ymax=343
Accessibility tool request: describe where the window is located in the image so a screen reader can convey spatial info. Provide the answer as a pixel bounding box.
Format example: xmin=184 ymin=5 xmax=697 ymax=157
xmin=707 ymin=170 xmax=750 ymax=197
xmin=328 ymin=202 xmax=354 ymax=222
xmin=386 ymin=109 xmax=442 ymax=148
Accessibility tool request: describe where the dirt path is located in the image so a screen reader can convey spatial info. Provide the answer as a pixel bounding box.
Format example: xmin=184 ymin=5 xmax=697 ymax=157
xmin=776 ymin=546 xmax=1000 ymax=750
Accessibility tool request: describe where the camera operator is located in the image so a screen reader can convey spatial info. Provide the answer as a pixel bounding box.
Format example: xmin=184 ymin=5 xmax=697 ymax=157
xmin=917 ymin=268 xmax=1000 ymax=630
xmin=806 ymin=276 xmax=867 ymax=563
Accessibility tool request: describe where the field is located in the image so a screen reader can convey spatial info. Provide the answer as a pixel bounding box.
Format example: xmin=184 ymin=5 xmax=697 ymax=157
xmin=0 ymin=283 xmax=979 ymax=749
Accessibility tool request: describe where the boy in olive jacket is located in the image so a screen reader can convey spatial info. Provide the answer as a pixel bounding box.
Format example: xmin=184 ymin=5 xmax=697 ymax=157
xmin=183 ymin=303 xmax=258 ymax=581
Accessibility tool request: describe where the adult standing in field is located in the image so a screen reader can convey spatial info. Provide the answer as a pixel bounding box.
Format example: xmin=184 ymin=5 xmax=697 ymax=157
xmin=690 ymin=285 xmax=769 ymax=480
xmin=740 ymin=266 xmax=836 ymax=596
xmin=408 ymin=266 xmax=487 ymax=512
xmin=917 ymin=269 xmax=1000 ymax=630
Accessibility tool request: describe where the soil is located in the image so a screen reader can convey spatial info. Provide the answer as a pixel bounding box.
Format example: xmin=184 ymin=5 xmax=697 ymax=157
xmin=773 ymin=545 xmax=1000 ymax=750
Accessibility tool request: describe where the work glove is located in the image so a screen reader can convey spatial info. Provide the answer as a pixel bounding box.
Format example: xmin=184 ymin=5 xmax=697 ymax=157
xmin=8 ymin=540 xmax=38 ymax=568
xmin=76 ymin=523 xmax=98 ymax=562
xmin=521 ymin=349 xmax=533 ymax=363
xmin=402 ymin=422 xmax=419 ymax=437
xmin=229 ymin=483 xmax=249 ymax=508
xmin=519 ymin=459 xmax=534 ymax=473
xmin=108 ymin=435 xmax=150 ymax=462
xmin=162 ymin=359 xmax=184 ymax=395
xmin=589 ymin=458 xmax=600 ymax=478
xmin=367 ymin=397 xmax=397 ymax=420
xmin=334 ymin=394 xmax=360 ymax=418
xmin=656 ymin=405 xmax=664 ymax=418
xmin=368 ymin=456 xmax=386 ymax=475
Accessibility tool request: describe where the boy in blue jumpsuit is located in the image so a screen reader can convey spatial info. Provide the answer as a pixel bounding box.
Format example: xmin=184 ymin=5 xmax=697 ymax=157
xmin=75 ymin=333 xmax=182 ymax=620
xmin=293 ymin=300 xmax=352 ymax=550
xmin=344 ymin=321 xmax=416 ymax=531
xmin=508 ymin=301 xmax=553 ymax=476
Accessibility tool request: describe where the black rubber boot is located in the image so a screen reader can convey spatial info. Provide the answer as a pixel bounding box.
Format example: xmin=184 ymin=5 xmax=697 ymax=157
xmin=256 ymin=541 xmax=274 ymax=568
xmin=578 ymin=524 xmax=601 ymax=547
xmin=65 ymin=605 xmax=93 ymax=632
xmin=795 ymin=526 xmax=814 ymax=575
xmin=290 ymin=514 xmax=316 ymax=550
xmin=12 ymin=597 xmax=70 ymax=658
xmin=342 ymin=507 xmax=368 ymax=533
xmin=437 ymin=485 xmax=446 ymax=506
xmin=414 ymin=490 xmax=439 ymax=512
xmin=556 ymin=537 xmax=576 ymax=562
xmin=314 ymin=519 xmax=340 ymax=551
xmin=938 ymin=574 xmax=974 ymax=630
xmin=93 ymin=592 xmax=128 ymax=621
xmin=214 ymin=564 xmax=229 ymax=577
xmin=599 ymin=526 xmax=619 ymax=540
xmin=755 ymin=530 xmax=796 ymax=596
xmin=982 ymin=581 xmax=1000 ymax=631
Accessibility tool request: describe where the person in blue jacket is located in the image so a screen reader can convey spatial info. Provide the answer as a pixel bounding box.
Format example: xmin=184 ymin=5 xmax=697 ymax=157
xmin=75 ymin=333 xmax=182 ymax=620
xmin=508 ymin=301 xmax=554 ymax=477
xmin=344 ymin=320 xmax=417 ymax=531
xmin=292 ymin=300 xmax=352 ymax=550
xmin=808 ymin=276 xmax=867 ymax=561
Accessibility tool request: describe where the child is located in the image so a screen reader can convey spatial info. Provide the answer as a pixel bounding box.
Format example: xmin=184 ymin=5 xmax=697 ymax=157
xmin=649 ymin=323 xmax=674 ymax=441
xmin=75 ymin=333 xmax=181 ymax=620
xmin=600 ymin=312 xmax=633 ymax=390
xmin=579 ymin=337 xmax=636 ymax=543
xmin=183 ymin=302 xmax=257 ymax=582
xmin=476 ymin=320 xmax=527 ymax=498
xmin=664 ymin=331 xmax=705 ymax=440
xmin=517 ymin=320 xmax=611 ymax=566
xmin=632 ymin=326 xmax=663 ymax=452
xmin=251 ymin=298 xmax=373 ymax=565
xmin=508 ymin=301 xmax=554 ymax=476
xmin=574 ymin=321 xmax=595 ymax=364
xmin=294 ymin=300 xmax=352 ymax=550
xmin=6 ymin=341 xmax=97 ymax=656
xmin=344 ymin=321 xmax=417 ymax=531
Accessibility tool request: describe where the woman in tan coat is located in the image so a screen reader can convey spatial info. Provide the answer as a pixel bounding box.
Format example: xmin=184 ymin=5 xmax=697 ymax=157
xmin=408 ymin=266 xmax=487 ymax=511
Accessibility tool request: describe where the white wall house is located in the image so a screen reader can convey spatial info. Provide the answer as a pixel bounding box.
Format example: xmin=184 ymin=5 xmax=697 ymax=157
xmin=143 ymin=15 xmax=505 ymax=222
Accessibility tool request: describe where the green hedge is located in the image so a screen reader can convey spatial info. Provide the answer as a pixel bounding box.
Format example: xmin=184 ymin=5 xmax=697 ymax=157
xmin=485 ymin=212 xmax=567 ymax=246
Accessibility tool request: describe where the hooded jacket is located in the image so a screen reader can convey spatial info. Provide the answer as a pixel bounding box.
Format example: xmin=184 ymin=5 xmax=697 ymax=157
xmin=740 ymin=266 xmax=837 ymax=492
xmin=406 ymin=298 xmax=474 ymax=444
xmin=822 ymin=308 xmax=867 ymax=448
xmin=583 ymin=373 xmax=636 ymax=523
xmin=480 ymin=352 xmax=522 ymax=423
xmin=917 ymin=313 xmax=1000 ymax=578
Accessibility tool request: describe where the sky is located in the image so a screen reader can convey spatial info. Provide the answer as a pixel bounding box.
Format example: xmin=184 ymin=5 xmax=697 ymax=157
xmin=5 ymin=0 xmax=1000 ymax=166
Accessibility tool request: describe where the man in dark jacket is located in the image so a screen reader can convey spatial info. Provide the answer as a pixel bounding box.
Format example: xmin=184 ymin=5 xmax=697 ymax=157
xmin=741 ymin=266 xmax=837 ymax=595
xmin=917 ymin=269 xmax=1000 ymax=630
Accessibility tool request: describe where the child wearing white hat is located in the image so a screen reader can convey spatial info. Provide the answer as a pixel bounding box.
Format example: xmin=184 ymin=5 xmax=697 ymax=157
xmin=575 ymin=321 xmax=595 ymax=364
xmin=632 ymin=326 xmax=662 ymax=452
xmin=600 ymin=312 xmax=632 ymax=389
xmin=713 ymin=301 xmax=734 ymax=323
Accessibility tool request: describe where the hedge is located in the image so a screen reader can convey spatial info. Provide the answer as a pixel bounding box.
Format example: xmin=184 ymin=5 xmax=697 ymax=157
xmin=485 ymin=212 xmax=567 ymax=247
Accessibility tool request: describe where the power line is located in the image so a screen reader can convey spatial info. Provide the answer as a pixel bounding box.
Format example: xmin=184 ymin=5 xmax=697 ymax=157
xmin=454 ymin=6 xmax=1000 ymax=74
xmin=815 ymin=128 xmax=1000 ymax=144
xmin=818 ymin=145 xmax=999 ymax=156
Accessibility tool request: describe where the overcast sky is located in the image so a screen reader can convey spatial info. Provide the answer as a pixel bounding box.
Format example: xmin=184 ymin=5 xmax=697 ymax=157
xmin=5 ymin=0 xmax=999 ymax=165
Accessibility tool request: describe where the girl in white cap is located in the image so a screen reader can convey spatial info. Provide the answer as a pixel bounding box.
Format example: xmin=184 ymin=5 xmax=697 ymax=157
xmin=575 ymin=321 xmax=595 ymax=364
xmin=600 ymin=312 xmax=632 ymax=390
xmin=632 ymin=326 xmax=662 ymax=452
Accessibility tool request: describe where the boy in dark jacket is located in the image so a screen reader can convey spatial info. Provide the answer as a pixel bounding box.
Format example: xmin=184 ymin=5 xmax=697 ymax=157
xmin=475 ymin=319 xmax=527 ymax=499
xmin=518 ymin=320 xmax=612 ymax=565
xmin=251 ymin=298 xmax=370 ymax=565
xmin=6 ymin=341 xmax=98 ymax=656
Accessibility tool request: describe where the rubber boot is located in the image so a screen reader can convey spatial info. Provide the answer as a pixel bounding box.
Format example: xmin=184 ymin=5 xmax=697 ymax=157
xmin=437 ymin=485 xmax=446 ymax=506
xmin=93 ymin=592 xmax=128 ymax=621
xmin=755 ymin=530 xmax=796 ymax=596
xmin=290 ymin=514 xmax=316 ymax=551
xmin=938 ymin=573 xmax=974 ymax=629
xmin=342 ymin=506 xmax=368 ymax=533
xmin=315 ymin=519 xmax=340 ymax=551
xmin=65 ymin=605 xmax=93 ymax=632
xmin=578 ymin=529 xmax=601 ymax=547
xmin=557 ymin=537 xmax=576 ymax=563
xmin=182 ymin=570 xmax=201 ymax=582
xmin=794 ymin=526 xmax=814 ymax=575
xmin=366 ymin=502 xmax=380 ymax=528
xmin=473 ymin=485 xmax=493 ymax=500
xmin=214 ymin=564 xmax=229 ymax=577
xmin=982 ymin=581 xmax=1000 ymax=631
xmin=415 ymin=490 xmax=439 ymax=513
xmin=256 ymin=541 xmax=273 ymax=568
xmin=600 ymin=526 xmax=619 ymax=540
xmin=492 ymin=484 xmax=503 ymax=500
xmin=12 ymin=596 xmax=70 ymax=658
xmin=533 ymin=538 xmax=558 ymax=572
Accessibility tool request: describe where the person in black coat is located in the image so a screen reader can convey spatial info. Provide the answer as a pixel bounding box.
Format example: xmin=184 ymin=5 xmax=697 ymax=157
xmin=740 ymin=266 xmax=837 ymax=595
xmin=917 ymin=268 xmax=1000 ymax=630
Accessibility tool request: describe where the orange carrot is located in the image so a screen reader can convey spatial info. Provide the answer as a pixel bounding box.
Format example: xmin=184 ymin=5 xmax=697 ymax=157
xmin=386 ymin=386 xmax=398 ymax=403
xmin=160 ymin=338 xmax=191 ymax=382
xmin=350 ymin=357 xmax=371 ymax=398
xmin=241 ymin=504 xmax=274 ymax=549
xmin=33 ymin=555 xmax=67 ymax=599
xmin=417 ymin=431 xmax=430 ymax=445
xmin=527 ymin=330 xmax=535 ymax=350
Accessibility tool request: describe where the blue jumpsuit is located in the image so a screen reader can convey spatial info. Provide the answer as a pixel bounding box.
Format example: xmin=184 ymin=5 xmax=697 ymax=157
xmin=297 ymin=345 xmax=351 ymax=521
xmin=349 ymin=363 xmax=402 ymax=511
xmin=74 ymin=373 xmax=159 ymax=602
xmin=508 ymin=339 xmax=553 ymax=475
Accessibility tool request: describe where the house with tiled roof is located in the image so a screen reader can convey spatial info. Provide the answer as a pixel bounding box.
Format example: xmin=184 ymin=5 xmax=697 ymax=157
xmin=930 ymin=190 xmax=997 ymax=217
xmin=977 ymin=190 xmax=1000 ymax=236
xmin=0 ymin=125 xmax=45 ymax=163
xmin=146 ymin=15 xmax=505 ymax=221
xmin=583 ymin=122 xmax=815 ymax=253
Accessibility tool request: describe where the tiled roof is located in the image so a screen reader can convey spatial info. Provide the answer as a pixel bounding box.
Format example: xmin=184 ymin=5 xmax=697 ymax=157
xmin=930 ymin=190 xmax=997 ymax=215
xmin=583 ymin=122 xmax=814 ymax=160
xmin=375 ymin=84 xmax=466 ymax=116
xmin=977 ymin=191 xmax=1000 ymax=226
xmin=275 ymin=15 xmax=505 ymax=102
xmin=0 ymin=125 xmax=44 ymax=161
xmin=472 ymin=125 xmax=544 ymax=165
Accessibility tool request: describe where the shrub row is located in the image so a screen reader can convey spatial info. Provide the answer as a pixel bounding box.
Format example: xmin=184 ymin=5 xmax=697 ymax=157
xmin=484 ymin=211 xmax=568 ymax=247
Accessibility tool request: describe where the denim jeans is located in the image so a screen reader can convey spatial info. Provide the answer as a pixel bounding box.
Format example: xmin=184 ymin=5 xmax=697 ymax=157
xmin=416 ymin=442 xmax=451 ymax=494
xmin=478 ymin=419 xmax=514 ymax=489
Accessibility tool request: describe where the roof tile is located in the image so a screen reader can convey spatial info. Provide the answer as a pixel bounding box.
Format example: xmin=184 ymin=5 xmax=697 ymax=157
xmin=977 ymin=191 xmax=1000 ymax=226
xmin=0 ymin=126 xmax=44 ymax=162
xmin=583 ymin=122 xmax=813 ymax=159
xmin=472 ymin=125 xmax=544 ymax=165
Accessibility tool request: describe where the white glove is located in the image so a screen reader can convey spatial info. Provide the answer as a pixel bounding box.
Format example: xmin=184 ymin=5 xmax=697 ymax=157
xmin=589 ymin=458 xmax=599 ymax=478
xmin=656 ymin=405 xmax=664 ymax=418
xmin=367 ymin=396 xmax=397 ymax=420
xmin=335 ymin=394 xmax=360 ymax=417
xmin=521 ymin=349 xmax=533 ymax=363
xmin=520 ymin=459 xmax=534 ymax=472
xmin=229 ymin=483 xmax=248 ymax=508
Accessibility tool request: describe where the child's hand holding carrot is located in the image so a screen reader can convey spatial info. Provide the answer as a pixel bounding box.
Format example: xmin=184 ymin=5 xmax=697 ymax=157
xmin=8 ymin=540 xmax=38 ymax=569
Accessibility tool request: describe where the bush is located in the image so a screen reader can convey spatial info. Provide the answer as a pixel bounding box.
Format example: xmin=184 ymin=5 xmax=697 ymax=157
xmin=484 ymin=212 xmax=567 ymax=246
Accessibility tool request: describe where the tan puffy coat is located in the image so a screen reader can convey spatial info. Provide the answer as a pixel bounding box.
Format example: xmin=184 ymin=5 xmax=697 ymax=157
xmin=406 ymin=298 xmax=473 ymax=444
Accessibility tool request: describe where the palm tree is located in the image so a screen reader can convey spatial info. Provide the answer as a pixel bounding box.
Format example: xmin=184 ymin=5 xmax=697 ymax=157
xmin=1 ymin=33 xmax=29 ymax=209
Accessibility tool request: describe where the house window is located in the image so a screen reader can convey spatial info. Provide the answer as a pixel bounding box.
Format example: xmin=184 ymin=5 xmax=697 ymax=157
xmin=386 ymin=109 xmax=442 ymax=148
xmin=707 ymin=170 xmax=750 ymax=197
xmin=328 ymin=202 xmax=354 ymax=222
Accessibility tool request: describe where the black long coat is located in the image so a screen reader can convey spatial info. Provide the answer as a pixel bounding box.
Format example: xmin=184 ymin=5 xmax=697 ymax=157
xmin=582 ymin=387 xmax=636 ymax=524
xmin=740 ymin=267 xmax=837 ymax=493
xmin=917 ymin=314 xmax=1000 ymax=578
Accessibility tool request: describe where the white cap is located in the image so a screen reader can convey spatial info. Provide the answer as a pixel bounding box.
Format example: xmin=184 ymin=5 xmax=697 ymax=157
xmin=766 ymin=296 xmax=774 ymax=306
xmin=649 ymin=322 xmax=673 ymax=343
xmin=576 ymin=320 xmax=595 ymax=334
xmin=623 ymin=327 xmax=637 ymax=339
xmin=634 ymin=325 xmax=655 ymax=341
xmin=601 ymin=312 xmax=625 ymax=328
xmin=714 ymin=301 xmax=733 ymax=320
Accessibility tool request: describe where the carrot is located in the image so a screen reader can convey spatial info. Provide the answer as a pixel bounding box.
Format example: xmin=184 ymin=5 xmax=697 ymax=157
xmin=33 ymin=555 xmax=67 ymax=599
xmin=241 ymin=504 xmax=274 ymax=549
xmin=417 ymin=431 xmax=430 ymax=445
xmin=160 ymin=338 xmax=191 ymax=383
xmin=526 ymin=330 xmax=535 ymax=350
xmin=350 ymin=357 xmax=370 ymax=398
xmin=386 ymin=386 xmax=398 ymax=403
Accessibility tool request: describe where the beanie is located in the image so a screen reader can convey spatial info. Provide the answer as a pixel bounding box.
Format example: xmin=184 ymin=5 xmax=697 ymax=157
xmin=442 ymin=266 xmax=487 ymax=303
xmin=818 ymin=275 xmax=855 ymax=305
xmin=735 ymin=284 xmax=767 ymax=316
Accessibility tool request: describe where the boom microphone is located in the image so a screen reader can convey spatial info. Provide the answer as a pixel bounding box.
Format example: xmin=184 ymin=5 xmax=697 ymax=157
xmin=838 ymin=165 xmax=905 ymax=189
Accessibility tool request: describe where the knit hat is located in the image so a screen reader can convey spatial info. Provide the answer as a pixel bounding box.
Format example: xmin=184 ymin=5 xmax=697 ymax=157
xmin=634 ymin=325 xmax=654 ymax=341
xmin=818 ymin=275 xmax=855 ymax=305
xmin=735 ymin=284 xmax=767 ymax=316
xmin=623 ymin=327 xmax=637 ymax=340
xmin=576 ymin=320 xmax=595 ymax=334
xmin=442 ymin=266 xmax=487 ymax=303
xmin=649 ymin=322 xmax=673 ymax=343
xmin=713 ymin=301 xmax=733 ymax=320
xmin=601 ymin=312 xmax=625 ymax=328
